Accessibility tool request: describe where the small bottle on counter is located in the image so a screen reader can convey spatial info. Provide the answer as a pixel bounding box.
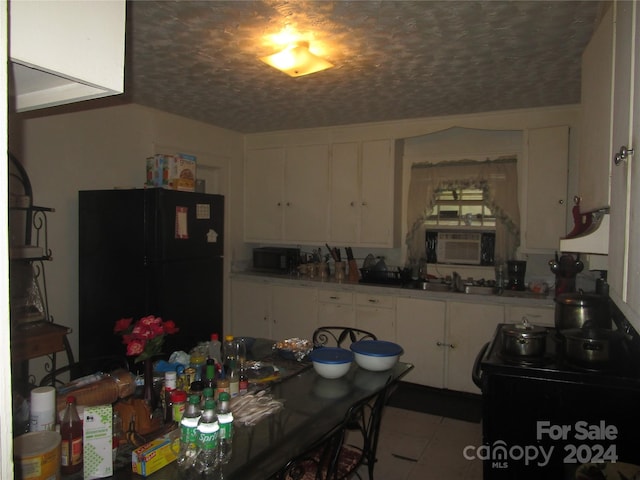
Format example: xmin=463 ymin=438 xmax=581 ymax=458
xmin=228 ymin=365 xmax=239 ymax=398
xmin=61 ymin=395 xmax=83 ymax=475
xmin=216 ymin=372 xmax=230 ymax=401
xmin=208 ymin=333 xmax=222 ymax=365
xmin=203 ymin=358 xmax=216 ymax=391
xmin=171 ymin=390 xmax=187 ymax=424
xmin=163 ymin=370 xmax=177 ymax=424
xmin=239 ymin=364 xmax=249 ymax=396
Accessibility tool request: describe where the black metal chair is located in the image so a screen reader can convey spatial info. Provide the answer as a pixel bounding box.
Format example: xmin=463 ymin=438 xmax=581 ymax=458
xmin=312 ymin=326 xmax=377 ymax=349
xmin=276 ymin=377 xmax=392 ymax=480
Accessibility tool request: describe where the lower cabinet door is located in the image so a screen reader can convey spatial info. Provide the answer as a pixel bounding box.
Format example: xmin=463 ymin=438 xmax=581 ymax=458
xmin=271 ymin=284 xmax=318 ymax=340
xmin=446 ymin=302 xmax=504 ymax=393
xmin=396 ymin=297 xmax=446 ymax=388
xmin=230 ymin=279 xmax=271 ymax=339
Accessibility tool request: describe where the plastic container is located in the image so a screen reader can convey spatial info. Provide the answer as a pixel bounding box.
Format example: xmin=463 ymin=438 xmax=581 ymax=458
xmin=30 ymin=386 xmax=56 ymax=432
xmin=208 ymin=333 xmax=222 ymax=365
xmin=14 ymin=430 xmax=61 ymax=480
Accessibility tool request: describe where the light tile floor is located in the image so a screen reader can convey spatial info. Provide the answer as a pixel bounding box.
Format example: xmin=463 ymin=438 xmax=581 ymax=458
xmin=352 ymin=406 xmax=483 ymax=480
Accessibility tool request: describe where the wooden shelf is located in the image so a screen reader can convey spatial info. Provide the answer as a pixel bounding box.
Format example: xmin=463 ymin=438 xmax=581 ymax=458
xmin=11 ymin=322 xmax=71 ymax=362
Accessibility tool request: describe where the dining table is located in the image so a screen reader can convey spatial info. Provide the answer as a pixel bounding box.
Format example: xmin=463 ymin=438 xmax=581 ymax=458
xmin=67 ymin=338 xmax=414 ymax=480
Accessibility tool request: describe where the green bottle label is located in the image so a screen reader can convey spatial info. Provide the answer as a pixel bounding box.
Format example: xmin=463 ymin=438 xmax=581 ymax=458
xmin=219 ymin=422 xmax=233 ymax=440
xmin=198 ymin=428 xmax=219 ymax=450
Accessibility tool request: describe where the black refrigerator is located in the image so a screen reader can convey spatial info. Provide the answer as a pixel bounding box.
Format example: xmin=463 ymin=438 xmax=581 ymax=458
xmin=78 ymin=188 xmax=224 ymax=362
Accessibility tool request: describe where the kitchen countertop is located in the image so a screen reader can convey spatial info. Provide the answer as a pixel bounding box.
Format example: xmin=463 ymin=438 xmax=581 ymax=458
xmin=231 ymin=271 xmax=555 ymax=307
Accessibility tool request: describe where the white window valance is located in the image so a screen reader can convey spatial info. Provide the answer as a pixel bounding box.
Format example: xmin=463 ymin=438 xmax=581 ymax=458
xmin=406 ymin=157 xmax=520 ymax=264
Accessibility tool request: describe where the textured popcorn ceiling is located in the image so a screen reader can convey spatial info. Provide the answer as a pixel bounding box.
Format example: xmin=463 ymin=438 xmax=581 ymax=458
xmin=127 ymin=0 xmax=604 ymax=134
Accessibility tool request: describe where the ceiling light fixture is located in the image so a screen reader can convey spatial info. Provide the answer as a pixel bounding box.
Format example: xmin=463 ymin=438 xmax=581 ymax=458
xmin=260 ymin=41 xmax=333 ymax=77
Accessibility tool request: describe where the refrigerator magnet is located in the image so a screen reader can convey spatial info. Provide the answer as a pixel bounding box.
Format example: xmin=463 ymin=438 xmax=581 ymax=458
xmin=207 ymin=229 xmax=218 ymax=243
xmin=175 ymin=206 xmax=189 ymax=239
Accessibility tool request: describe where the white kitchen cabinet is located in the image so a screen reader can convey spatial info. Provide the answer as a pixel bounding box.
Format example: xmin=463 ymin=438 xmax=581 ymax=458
xmin=244 ymin=145 xmax=330 ymax=244
xmin=608 ymin=0 xmax=640 ymax=328
xmin=396 ymin=297 xmax=446 ymax=387
xmin=355 ymin=292 xmax=396 ymax=341
xmin=446 ymin=302 xmax=504 ymax=393
xmin=9 ymin=1 xmax=125 ymax=111
xmin=317 ymin=289 xmax=355 ymax=328
xmin=271 ymin=284 xmax=318 ymax=340
xmin=230 ymin=278 xmax=272 ymax=339
xmin=505 ymin=304 xmax=555 ymax=327
xmin=329 ymin=140 xmax=398 ymax=247
xmin=231 ymin=279 xmax=317 ymax=340
xmin=521 ymin=126 xmax=569 ymax=252
xmin=578 ymin=6 xmax=615 ymax=213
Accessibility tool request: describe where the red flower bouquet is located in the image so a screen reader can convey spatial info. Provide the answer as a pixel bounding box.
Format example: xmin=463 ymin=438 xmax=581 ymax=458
xmin=114 ymin=315 xmax=179 ymax=363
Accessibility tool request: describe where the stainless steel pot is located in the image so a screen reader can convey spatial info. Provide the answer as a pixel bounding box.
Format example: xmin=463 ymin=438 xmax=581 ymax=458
xmin=561 ymin=328 xmax=621 ymax=365
xmin=554 ymin=292 xmax=611 ymax=330
xmin=502 ymin=320 xmax=548 ymax=357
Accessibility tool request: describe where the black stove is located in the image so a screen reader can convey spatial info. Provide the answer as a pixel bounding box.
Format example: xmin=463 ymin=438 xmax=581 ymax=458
xmin=476 ymin=321 xmax=640 ymax=479
xmin=480 ymin=323 xmax=640 ymax=387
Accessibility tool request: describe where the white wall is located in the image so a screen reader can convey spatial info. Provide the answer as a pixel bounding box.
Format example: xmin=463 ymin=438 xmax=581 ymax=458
xmin=9 ymin=104 xmax=243 ymax=377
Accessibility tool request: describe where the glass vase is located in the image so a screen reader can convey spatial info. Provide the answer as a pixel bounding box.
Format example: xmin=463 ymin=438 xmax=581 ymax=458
xmin=143 ymin=359 xmax=158 ymax=411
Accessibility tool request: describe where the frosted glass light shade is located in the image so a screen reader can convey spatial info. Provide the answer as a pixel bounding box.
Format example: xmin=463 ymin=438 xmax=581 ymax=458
xmin=260 ymin=41 xmax=333 ymax=77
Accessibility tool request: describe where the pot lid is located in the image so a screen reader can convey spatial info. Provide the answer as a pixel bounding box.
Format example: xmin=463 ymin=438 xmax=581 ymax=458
xmin=310 ymin=347 xmax=353 ymax=364
xmin=503 ymin=318 xmax=547 ymax=337
xmin=350 ymin=340 xmax=403 ymax=357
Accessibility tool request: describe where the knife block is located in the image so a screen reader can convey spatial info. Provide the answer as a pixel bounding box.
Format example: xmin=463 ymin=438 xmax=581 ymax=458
xmin=348 ymin=259 xmax=360 ymax=282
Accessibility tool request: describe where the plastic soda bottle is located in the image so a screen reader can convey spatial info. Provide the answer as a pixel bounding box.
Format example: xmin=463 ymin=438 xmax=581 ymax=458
xmin=60 ymin=395 xmax=83 ymax=474
xmin=177 ymin=394 xmax=202 ymax=471
xmin=217 ymin=392 xmax=234 ymax=464
xmin=194 ymin=399 xmax=220 ymax=476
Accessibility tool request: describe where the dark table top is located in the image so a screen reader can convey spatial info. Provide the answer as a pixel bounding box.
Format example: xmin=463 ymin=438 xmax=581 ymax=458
xmin=67 ymin=338 xmax=414 ymax=480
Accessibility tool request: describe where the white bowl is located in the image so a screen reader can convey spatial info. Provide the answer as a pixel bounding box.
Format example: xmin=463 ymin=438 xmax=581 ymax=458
xmin=309 ymin=347 xmax=353 ymax=379
xmin=350 ymin=340 xmax=403 ymax=372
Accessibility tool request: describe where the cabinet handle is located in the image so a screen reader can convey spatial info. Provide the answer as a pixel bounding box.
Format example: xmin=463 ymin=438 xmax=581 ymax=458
xmin=558 ymin=199 xmax=564 ymax=205
xmin=437 ymin=341 xmax=456 ymax=349
xmin=286 ymin=202 xmax=291 ymax=207
xmin=277 ymin=202 xmax=282 ymax=207
xmin=614 ymin=145 xmax=634 ymax=165
xmin=367 ymin=298 xmax=379 ymax=304
xmin=362 ymin=201 xmax=368 ymax=206
xmin=350 ymin=202 xmax=355 ymax=207
xmin=329 ymin=295 xmax=339 ymax=300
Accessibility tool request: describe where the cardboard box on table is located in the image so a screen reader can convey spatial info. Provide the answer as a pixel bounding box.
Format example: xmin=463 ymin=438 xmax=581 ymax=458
xmin=83 ymin=404 xmax=113 ymax=479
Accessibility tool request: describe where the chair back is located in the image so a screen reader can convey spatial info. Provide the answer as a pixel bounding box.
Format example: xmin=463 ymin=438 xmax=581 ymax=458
xmin=312 ymin=326 xmax=377 ymax=349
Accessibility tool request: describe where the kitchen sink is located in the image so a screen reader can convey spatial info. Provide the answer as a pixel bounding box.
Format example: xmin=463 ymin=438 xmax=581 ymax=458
xmin=407 ymin=281 xmax=453 ymax=292
xmin=462 ymin=285 xmax=497 ymax=295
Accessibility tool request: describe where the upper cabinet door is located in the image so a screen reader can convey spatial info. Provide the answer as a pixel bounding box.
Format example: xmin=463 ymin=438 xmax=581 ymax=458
xmin=283 ymin=145 xmax=330 ymax=243
xmin=522 ymin=126 xmax=569 ymax=252
xmin=9 ymin=0 xmax=126 ymax=111
xmin=329 ymin=139 xmax=398 ymax=247
xmin=579 ymin=6 xmax=614 ymax=212
xmin=609 ymin=0 xmax=640 ymax=326
xmin=329 ymin=143 xmax=360 ymax=244
xmin=245 ymin=148 xmax=286 ymax=242
xmin=360 ymin=140 xmax=396 ymax=247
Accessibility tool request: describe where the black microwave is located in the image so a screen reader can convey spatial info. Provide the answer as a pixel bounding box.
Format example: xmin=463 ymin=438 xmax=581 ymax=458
xmin=253 ymin=247 xmax=300 ymax=274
